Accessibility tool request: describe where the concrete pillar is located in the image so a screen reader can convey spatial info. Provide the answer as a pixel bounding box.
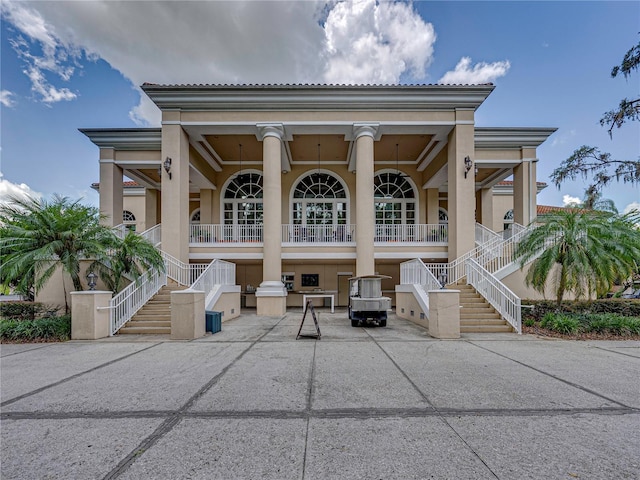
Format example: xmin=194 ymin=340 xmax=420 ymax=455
xmin=530 ymin=159 xmax=538 ymax=222
xmin=447 ymin=110 xmax=476 ymax=261
xmin=144 ymin=188 xmax=159 ymax=230
xmin=171 ymin=290 xmax=205 ymax=340
xmin=480 ymin=187 xmax=494 ymax=230
xmin=99 ymin=149 xmax=123 ymax=227
xmin=161 ymin=121 xmax=190 ymax=263
xmin=426 ymin=188 xmax=440 ymax=225
xmin=256 ymin=124 xmax=287 ymax=316
xmin=354 ymin=124 xmax=377 ymax=277
xmin=513 ymin=160 xmax=530 ymax=226
xmin=71 ymin=291 xmax=112 ymax=340
xmin=427 ymin=289 xmax=460 ymax=339
xmin=200 ymin=189 xmax=214 ymax=224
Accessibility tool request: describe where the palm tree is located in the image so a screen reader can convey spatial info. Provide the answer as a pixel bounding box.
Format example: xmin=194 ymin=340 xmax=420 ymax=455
xmin=0 ymin=194 xmax=112 ymax=312
xmin=514 ymin=209 xmax=640 ymax=305
xmin=92 ymin=230 xmax=165 ymax=293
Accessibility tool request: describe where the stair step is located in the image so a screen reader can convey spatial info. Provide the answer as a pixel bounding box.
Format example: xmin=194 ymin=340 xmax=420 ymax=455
xmin=461 ymin=313 xmax=502 ymax=320
xmin=460 ymin=307 xmax=495 ymax=314
xmin=461 ymin=325 xmax=513 ymax=333
xmin=118 ymin=326 xmax=171 ymax=335
xmin=461 ymin=319 xmax=507 ymax=326
xmin=125 ymin=320 xmax=171 ymax=328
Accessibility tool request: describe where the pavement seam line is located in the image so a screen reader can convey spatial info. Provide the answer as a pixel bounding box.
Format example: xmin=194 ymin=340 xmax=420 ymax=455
xmin=301 ymin=340 xmax=317 ymax=480
xmin=3 ymin=405 xmax=635 ymax=421
xmin=0 ymin=342 xmax=162 ymax=407
xmin=592 ymin=345 xmax=640 ymax=360
xmin=468 ymin=341 xmax=636 ymax=410
xmin=0 ymin=344 xmax=55 ymax=357
xmin=101 ymin=314 xmax=287 ymax=480
xmin=368 ymin=332 xmax=500 ymax=480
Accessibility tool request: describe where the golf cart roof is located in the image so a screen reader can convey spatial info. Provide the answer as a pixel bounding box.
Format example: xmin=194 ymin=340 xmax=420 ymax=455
xmin=348 ymin=275 xmax=392 ymax=281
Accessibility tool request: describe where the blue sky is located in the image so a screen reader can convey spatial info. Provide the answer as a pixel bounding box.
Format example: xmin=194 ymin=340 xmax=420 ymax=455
xmin=1 ymin=0 xmax=638 ymax=213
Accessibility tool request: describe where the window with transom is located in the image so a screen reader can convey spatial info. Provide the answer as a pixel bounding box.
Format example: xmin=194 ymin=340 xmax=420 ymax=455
xmin=374 ymin=172 xmax=416 ymax=225
xmin=292 ymin=172 xmax=348 ymax=227
xmin=223 ymin=172 xmax=264 ymax=226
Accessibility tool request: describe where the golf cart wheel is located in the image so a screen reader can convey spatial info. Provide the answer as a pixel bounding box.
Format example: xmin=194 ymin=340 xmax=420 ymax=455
xmin=351 ymin=319 xmax=359 ymax=327
xmin=379 ymin=319 xmax=387 ymax=327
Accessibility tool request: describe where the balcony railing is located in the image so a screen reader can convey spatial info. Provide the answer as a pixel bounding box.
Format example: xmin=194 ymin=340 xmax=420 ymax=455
xmin=375 ymin=224 xmax=447 ymax=243
xmin=190 ymin=224 xmax=263 ymax=244
xmin=190 ymin=223 xmax=447 ymax=245
xmin=282 ymin=224 xmax=355 ymax=244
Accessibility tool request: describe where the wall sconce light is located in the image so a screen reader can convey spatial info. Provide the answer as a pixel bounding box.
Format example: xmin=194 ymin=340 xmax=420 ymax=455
xmin=163 ymin=157 xmax=172 ymax=180
xmin=463 ymin=156 xmax=473 ymax=178
xmin=87 ymin=272 xmax=97 ymax=291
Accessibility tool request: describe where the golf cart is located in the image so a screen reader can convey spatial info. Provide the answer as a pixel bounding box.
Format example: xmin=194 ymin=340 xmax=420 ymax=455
xmin=348 ymin=275 xmax=391 ymax=327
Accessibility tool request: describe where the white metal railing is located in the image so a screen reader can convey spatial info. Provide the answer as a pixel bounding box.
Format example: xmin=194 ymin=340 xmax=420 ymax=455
xmin=109 ymin=267 xmax=167 ymax=335
xmin=475 ymin=223 xmax=501 ymax=245
xmin=113 ymin=224 xmax=127 ymax=239
xmin=425 ymin=222 xmax=536 ymax=285
xmin=375 ymin=224 xmax=447 ymax=243
xmin=140 ymin=224 xmax=161 ymax=246
xmin=189 ymin=259 xmax=236 ymax=306
xmin=282 ymin=224 xmax=355 ymax=243
xmin=466 ymin=258 xmax=521 ymax=334
xmin=161 ymin=251 xmax=208 ymax=286
xmin=190 ymin=224 xmax=263 ymax=243
xmin=400 ymin=258 xmax=442 ymax=292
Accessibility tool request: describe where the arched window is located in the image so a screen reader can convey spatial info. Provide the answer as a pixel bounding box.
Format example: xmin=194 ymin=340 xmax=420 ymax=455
xmin=374 ymin=172 xmax=416 ymax=226
xmin=222 ymin=172 xmax=264 ymax=226
xmin=504 ymin=209 xmax=514 ymax=231
xmin=292 ymin=171 xmax=348 ymax=227
xmin=123 ymin=210 xmax=136 ymax=231
xmin=439 ymin=208 xmax=448 ymax=225
xmin=190 ymin=209 xmax=201 ymax=224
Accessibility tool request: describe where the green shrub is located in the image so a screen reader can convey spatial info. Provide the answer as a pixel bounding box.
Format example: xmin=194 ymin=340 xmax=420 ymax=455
xmin=551 ymin=314 xmax=580 ymax=335
xmin=0 ymin=315 xmax=71 ymax=342
xmin=0 ymin=302 xmax=60 ymax=320
xmin=522 ymin=299 xmax=640 ymax=322
xmin=523 ymin=318 xmax=536 ymax=327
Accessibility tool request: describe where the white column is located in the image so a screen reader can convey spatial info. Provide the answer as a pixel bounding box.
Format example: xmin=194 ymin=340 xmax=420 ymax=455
xmin=99 ymin=149 xmax=123 ymax=227
xmin=480 ymin=187 xmax=494 ymax=230
xmin=354 ymin=124 xmax=377 ymax=277
xmin=160 ymin=123 xmax=190 ymax=263
xmin=144 ymin=188 xmax=159 ymax=231
xmin=513 ymin=151 xmax=535 ymax=226
xmin=447 ymin=110 xmax=476 ymax=261
xmin=256 ymin=124 xmax=287 ymax=316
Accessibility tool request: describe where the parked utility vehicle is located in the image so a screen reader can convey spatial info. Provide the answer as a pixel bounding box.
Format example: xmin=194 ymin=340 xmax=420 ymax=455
xmin=348 ymin=275 xmax=391 ymax=327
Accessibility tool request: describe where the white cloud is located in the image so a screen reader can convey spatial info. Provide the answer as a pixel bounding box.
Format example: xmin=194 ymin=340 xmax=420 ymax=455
xmin=3 ymin=1 xmax=501 ymax=124
xmin=2 ymin=1 xmax=79 ymax=104
xmin=0 ymin=173 xmax=41 ymax=205
xmin=323 ymin=0 xmax=436 ymax=84
xmin=439 ymin=56 xmax=510 ymax=84
xmin=0 ymin=90 xmax=16 ymax=107
xmin=562 ymin=194 xmax=582 ymax=207
xmin=623 ymin=202 xmax=640 ymax=214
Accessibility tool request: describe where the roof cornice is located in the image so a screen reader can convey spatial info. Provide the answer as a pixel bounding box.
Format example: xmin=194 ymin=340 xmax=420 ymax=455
xmin=140 ymin=84 xmax=495 ymax=111
xmin=80 ymin=128 xmax=161 ymax=150
xmin=475 ymin=127 xmax=557 ymax=149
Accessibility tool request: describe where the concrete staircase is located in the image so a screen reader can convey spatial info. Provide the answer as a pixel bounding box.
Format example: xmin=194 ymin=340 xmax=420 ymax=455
xmin=447 ymin=282 xmax=513 ymax=333
xmin=118 ymin=284 xmax=185 ymax=335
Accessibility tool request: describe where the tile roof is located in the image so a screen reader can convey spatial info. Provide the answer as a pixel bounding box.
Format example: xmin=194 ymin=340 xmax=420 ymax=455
xmin=537 ymin=205 xmax=566 ymax=214
xmin=497 ymin=180 xmax=548 ymax=187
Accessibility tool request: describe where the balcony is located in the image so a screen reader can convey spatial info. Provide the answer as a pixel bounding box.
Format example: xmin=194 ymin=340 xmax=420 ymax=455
xmin=189 ymin=224 xmax=447 ymax=246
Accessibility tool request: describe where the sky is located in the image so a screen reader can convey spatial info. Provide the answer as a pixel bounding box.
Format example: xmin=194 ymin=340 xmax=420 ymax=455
xmin=1 ymin=0 xmax=639 ymax=214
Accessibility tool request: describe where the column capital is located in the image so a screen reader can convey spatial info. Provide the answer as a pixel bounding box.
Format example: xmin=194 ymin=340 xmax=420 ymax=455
xmin=257 ymin=123 xmax=284 ymax=141
xmin=352 ymin=123 xmax=379 ymax=140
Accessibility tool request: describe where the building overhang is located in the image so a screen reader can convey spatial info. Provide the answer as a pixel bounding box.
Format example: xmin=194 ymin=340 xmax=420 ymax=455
xmin=141 ymin=83 xmax=496 ymax=112
xmin=474 ymin=127 xmax=557 ymax=149
xmin=80 ymin=128 xmax=161 ymax=150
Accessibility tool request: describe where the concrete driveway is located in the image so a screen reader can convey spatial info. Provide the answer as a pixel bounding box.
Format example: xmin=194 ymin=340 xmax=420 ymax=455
xmin=1 ymin=311 xmax=639 ymax=479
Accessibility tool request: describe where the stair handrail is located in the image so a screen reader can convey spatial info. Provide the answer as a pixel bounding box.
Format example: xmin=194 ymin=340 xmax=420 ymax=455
xmin=112 ymin=223 xmax=127 ymax=239
xmin=160 ymin=251 xmax=208 ymax=286
xmin=139 ymin=224 xmax=161 ymax=246
xmin=475 ymin=223 xmax=501 ymax=245
xmin=188 ymin=259 xmax=236 ymax=307
xmin=475 ymin=223 xmax=536 ymax=276
xmin=466 ymin=258 xmax=521 ymax=334
xmin=400 ymin=258 xmax=442 ymax=292
xmin=108 ymin=267 xmax=167 ymax=335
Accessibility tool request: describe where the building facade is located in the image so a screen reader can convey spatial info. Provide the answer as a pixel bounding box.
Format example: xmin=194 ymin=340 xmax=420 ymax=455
xmin=82 ymin=84 xmax=556 ymax=316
